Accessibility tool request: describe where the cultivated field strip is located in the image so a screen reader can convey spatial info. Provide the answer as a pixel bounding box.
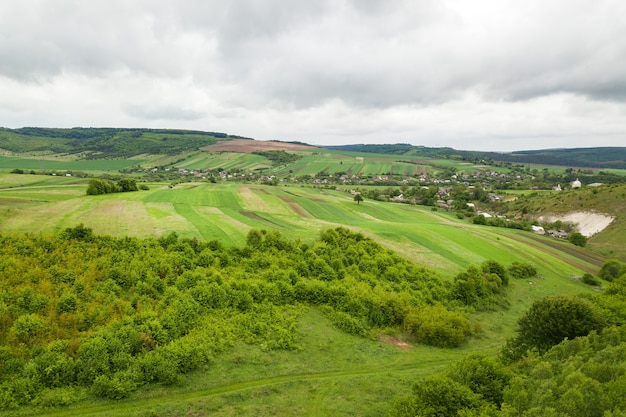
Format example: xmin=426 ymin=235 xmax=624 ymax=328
xmin=0 ymin=179 xmax=600 ymax=280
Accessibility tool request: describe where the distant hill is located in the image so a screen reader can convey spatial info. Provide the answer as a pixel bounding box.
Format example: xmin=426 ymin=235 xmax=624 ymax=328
xmin=2 ymin=127 xmax=625 ymax=169
xmin=0 ymin=127 xmax=248 ymax=159
xmin=326 ymin=144 xmax=626 ymax=169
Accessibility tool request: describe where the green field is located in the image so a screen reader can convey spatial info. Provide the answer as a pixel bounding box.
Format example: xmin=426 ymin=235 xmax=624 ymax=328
xmin=0 ymin=155 xmax=141 ymax=171
xmin=0 ymin=174 xmax=602 ymax=279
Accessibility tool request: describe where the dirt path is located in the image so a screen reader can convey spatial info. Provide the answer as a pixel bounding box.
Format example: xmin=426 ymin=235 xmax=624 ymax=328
xmin=36 ymin=360 xmax=447 ymax=417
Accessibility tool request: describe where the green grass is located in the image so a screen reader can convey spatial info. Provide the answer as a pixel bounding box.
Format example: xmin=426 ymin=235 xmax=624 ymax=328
xmin=175 ymin=152 xmax=270 ymax=171
xmin=0 ymin=180 xmax=603 ymax=279
xmin=0 ymin=155 xmax=140 ymax=171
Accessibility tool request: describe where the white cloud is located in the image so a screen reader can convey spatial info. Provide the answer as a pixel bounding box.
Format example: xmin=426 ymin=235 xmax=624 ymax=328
xmin=1 ymin=0 xmax=625 ymax=151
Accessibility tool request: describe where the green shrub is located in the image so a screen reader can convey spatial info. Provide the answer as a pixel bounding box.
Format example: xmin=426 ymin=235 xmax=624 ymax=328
xmin=10 ymin=314 xmax=48 ymax=343
xmin=31 ymin=387 xmax=86 ymax=407
xmin=394 ymin=376 xmax=483 ymax=417
xmin=92 ymin=371 xmax=137 ymax=399
xmin=599 ymin=259 xmax=625 ymax=282
xmin=582 ymin=273 xmax=601 ymax=286
xmin=404 ymin=305 xmax=471 ymax=348
xmin=568 ymin=232 xmax=587 ymax=247
xmin=508 ymin=262 xmax=537 ymax=280
xmin=502 ymin=295 xmax=606 ymax=362
xmin=319 ymin=306 xmax=368 ymax=337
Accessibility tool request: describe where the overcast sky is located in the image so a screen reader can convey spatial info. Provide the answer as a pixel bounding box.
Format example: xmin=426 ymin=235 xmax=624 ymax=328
xmin=1 ymin=0 xmax=625 ymax=151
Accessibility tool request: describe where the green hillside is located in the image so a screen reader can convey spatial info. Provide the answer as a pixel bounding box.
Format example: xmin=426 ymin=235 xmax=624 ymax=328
xmin=328 ymin=143 xmax=626 ymax=169
xmin=500 ymin=183 xmax=626 ymax=261
xmin=0 ymin=127 xmax=244 ymax=159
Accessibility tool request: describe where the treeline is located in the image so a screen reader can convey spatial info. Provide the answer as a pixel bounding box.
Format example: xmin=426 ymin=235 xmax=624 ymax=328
xmin=0 ymin=226 xmax=514 ymax=408
xmin=86 ymin=178 xmax=140 ymax=195
xmin=0 ymin=128 xmax=250 ymax=159
xmin=252 ymin=150 xmax=301 ymax=165
xmin=391 ymin=259 xmax=626 ymax=417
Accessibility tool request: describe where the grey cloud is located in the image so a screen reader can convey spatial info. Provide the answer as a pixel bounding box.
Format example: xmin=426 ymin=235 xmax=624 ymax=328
xmin=124 ymin=104 xmax=204 ymax=121
xmin=5 ymin=0 xmax=625 ymax=107
xmin=0 ymin=1 xmax=209 ymax=81
xmin=1 ymin=0 xmax=626 ymax=152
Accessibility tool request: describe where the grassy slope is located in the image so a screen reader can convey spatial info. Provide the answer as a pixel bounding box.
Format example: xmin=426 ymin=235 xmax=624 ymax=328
xmin=0 ymin=175 xmax=601 ymax=279
xmin=509 ymin=183 xmax=626 ymax=261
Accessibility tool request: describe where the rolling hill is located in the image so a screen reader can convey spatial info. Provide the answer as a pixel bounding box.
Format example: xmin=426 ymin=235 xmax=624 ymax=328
xmin=328 ymin=143 xmax=626 ymax=169
xmin=1 ymin=128 xmax=625 ymax=416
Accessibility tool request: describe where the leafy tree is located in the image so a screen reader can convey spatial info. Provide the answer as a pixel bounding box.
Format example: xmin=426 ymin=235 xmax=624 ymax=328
xmin=62 ymin=224 xmax=93 ymax=242
xmin=447 ymin=354 xmax=511 ymax=407
xmin=599 ymin=259 xmax=625 ymax=282
xmin=116 ymin=178 xmax=138 ymax=192
xmin=507 ymin=262 xmax=537 ymax=280
xmin=10 ymin=314 xmax=48 ymax=344
xmin=86 ymin=178 xmax=118 ymax=195
xmin=481 ymin=260 xmax=509 ymax=287
xmin=57 ymin=293 xmax=78 ymax=313
xmin=473 ymin=214 xmax=487 ymax=225
xmin=394 ymin=376 xmax=484 ymax=417
xmin=404 ymin=305 xmax=471 ymax=348
xmin=568 ymin=232 xmax=587 ymax=247
xmin=354 ymin=193 xmax=363 ymax=205
xmin=502 ymin=295 xmax=606 ymax=362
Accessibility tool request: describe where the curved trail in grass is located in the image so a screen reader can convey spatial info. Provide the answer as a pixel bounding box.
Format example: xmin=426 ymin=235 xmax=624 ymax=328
xmin=35 ymin=359 xmax=447 ymax=417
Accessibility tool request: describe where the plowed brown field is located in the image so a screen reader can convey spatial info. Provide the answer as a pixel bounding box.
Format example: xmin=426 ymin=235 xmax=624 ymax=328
xmin=201 ymin=139 xmax=317 ymax=153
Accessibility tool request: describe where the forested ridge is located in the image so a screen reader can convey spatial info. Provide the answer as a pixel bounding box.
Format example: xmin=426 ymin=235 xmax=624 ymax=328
xmin=0 ymin=226 xmax=508 ymax=409
xmin=326 ymin=144 xmax=626 ymax=169
xmin=0 ymin=128 xmax=247 ymax=158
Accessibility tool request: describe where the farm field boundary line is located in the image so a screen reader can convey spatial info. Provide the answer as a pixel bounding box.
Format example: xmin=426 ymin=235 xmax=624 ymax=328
xmin=507 ymin=232 xmax=604 ymax=272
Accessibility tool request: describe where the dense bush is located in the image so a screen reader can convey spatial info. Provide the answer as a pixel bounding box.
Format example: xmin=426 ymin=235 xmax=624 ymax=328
xmin=86 ymin=178 xmax=138 ymax=195
xmin=582 ymin=273 xmax=602 ymax=286
xmin=404 ymin=305 xmax=471 ymax=348
xmin=1 ymin=227 xmax=500 ymax=408
xmin=392 ymin=326 xmax=626 ymax=417
xmin=450 ymin=261 xmax=509 ymax=309
xmin=599 ymin=259 xmax=626 ymax=282
xmin=502 ymin=295 xmax=606 ymax=362
xmin=568 ymin=232 xmax=588 ymax=247
xmin=507 ymin=262 xmax=537 ymax=280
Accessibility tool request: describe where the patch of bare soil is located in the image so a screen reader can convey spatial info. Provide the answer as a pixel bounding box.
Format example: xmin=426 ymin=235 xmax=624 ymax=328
xmin=239 ymin=210 xmax=285 ymax=229
xmin=539 ymin=211 xmax=615 ymax=237
xmin=378 ymin=334 xmax=411 ymax=351
xmin=201 ymin=139 xmax=317 ymax=153
xmin=277 ymin=196 xmax=312 ymax=218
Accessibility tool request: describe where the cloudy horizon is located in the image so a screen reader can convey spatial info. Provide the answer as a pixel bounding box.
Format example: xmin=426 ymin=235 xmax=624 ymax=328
xmin=1 ymin=0 xmax=625 ymax=152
